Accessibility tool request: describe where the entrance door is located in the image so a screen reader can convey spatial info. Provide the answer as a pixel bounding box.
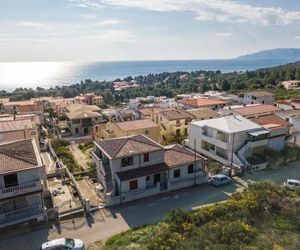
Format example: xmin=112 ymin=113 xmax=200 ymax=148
xmin=154 ymin=173 xmax=160 ymax=184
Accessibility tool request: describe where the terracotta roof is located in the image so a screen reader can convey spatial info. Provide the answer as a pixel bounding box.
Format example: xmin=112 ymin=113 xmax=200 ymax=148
xmin=186 ymin=108 xmax=219 ymax=120
xmin=116 ymin=119 xmax=159 ymax=132
xmin=179 ymin=98 xmax=226 ymax=108
xmin=18 ymin=104 xmax=43 ymax=113
xmin=139 ymin=108 xmax=161 ymax=116
xmin=95 ymin=134 xmax=162 ymax=159
xmin=232 ymin=104 xmax=279 ymax=117
xmin=66 ymin=104 xmax=102 ymax=119
xmin=246 ymin=91 xmax=274 ymax=97
xmin=159 ymin=109 xmax=195 ymax=120
xmin=0 ymin=119 xmax=34 ymax=132
xmin=116 ymin=163 xmax=168 ymax=181
xmin=251 ymin=114 xmax=291 ymax=130
xmin=164 ymin=145 xmax=203 ymax=167
xmin=0 ymin=139 xmax=42 ymax=175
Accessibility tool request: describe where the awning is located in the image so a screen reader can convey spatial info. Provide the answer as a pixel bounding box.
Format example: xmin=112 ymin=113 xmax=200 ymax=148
xmin=248 ymin=129 xmax=269 ymax=137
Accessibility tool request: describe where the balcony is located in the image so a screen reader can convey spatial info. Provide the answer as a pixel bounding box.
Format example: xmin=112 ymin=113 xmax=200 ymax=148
xmin=0 ymin=181 xmax=43 ymax=200
xmin=201 ymin=134 xmax=229 ymax=149
xmin=0 ymin=204 xmax=45 ymax=228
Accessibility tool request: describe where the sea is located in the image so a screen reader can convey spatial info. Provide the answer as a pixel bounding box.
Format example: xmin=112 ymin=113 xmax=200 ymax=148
xmin=0 ymin=59 xmax=291 ymax=91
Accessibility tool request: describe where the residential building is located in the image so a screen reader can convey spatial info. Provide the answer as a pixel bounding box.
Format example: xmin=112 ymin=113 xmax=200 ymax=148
xmin=94 ymin=119 xmax=160 ymax=142
xmin=251 ymin=114 xmax=290 ymax=151
xmin=156 ymin=109 xmax=195 ymax=143
xmin=74 ymin=93 xmax=103 ymax=106
xmin=113 ymin=80 xmax=140 ymax=91
xmin=275 ymin=109 xmax=300 ymax=132
xmin=64 ymin=104 xmax=104 ymax=136
xmin=186 ymin=108 xmax=219 ymax=121
xmin=179 ymin=98 xmax=226 ymax=110
xmin=185 ymin=115 xmax=273 ymax=172
xmin=229 ymin=104 xmax=279 ymax=118
xmin=275 ymin=100 xmax=294 ymax=111
xmin=0 ymin=119 xmax=39 ymax=146
xmin=92 ymin=134 xmax=206 ymax=205
xmin=116 ymin=109 xmax=136 ymax=122
xmin=239 ymin=91 xmax=275 ymax=105
xmin=138 ymin=108 xmax=161 ymax=121
xmin=280 ymin=80 xmax=300 ymax=90
xmin=0 ymin=139 xmax=47 ymax=228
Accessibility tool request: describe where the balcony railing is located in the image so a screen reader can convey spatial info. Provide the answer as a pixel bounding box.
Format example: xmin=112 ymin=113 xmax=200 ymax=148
xmin=0 ymin=180 xmax=42 ymax=200
xmin=0 ymin=204 xmax=44 ymax=227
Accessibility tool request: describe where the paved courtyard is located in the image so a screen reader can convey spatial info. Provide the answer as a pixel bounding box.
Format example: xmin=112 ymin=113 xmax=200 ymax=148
xmin=1 ymin=161 xmax=300 ymax=250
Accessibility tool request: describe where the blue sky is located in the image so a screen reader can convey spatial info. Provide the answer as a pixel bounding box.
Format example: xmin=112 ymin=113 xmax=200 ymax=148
xmin=0 ymin=0 xmax=300 ymax=62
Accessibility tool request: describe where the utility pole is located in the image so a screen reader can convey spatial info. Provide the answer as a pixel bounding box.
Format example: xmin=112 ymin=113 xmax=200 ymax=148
xmin=230 ymin=133 xmax=235 ymax=177
xmin=194 ymin=139 xmax=197 ymax=185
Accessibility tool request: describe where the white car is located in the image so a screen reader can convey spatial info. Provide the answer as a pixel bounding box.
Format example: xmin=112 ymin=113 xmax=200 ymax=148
xmin=41 ymin=238 xmax=84 ymax=250
xmin=283 ymin=179 xmax=300 ymax=190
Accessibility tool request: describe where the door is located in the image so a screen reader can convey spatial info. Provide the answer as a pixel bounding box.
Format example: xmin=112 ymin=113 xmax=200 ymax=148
xmin=154 ymin=173 xmax=160 ymax=184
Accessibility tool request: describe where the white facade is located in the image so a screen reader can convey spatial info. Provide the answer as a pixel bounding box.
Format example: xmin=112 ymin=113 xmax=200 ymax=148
xmin=241 ymin=92 xmax=275 ymax=105
xmin=92 ymin=138 xmax=206 ymax=206
xmin=185 ymin=115 xmax=271 ymax=172
xmin=0 ymin=165 xmax=46 ymax=228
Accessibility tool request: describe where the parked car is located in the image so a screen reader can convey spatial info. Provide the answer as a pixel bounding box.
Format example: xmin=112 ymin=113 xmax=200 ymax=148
xmin=208 ymin=174 xmax=232 ymax=187
xmin=41 ymin=238 xmax=84 ymax=250
xmin=283 ymin=179 xmax=300 ymax=190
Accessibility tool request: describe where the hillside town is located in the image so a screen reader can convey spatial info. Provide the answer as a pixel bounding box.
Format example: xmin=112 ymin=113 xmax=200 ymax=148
xmin=1 ymin=80 xmax=300 ymax=248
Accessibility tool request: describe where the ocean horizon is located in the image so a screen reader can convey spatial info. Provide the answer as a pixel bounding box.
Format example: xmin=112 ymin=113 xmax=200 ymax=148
xmin=0 ymin=58 xmax=293 ymax=91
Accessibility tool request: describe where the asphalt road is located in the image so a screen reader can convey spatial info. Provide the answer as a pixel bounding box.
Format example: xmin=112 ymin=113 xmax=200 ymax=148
xmin=1 ymin=161 xmax=300 ymax=250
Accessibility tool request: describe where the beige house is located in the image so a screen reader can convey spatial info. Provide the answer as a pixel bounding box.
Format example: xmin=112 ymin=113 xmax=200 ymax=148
xmin=156 ymin=109 xmax=195 ymax=143
xmin=0 ymin=119 xmax=39 ymax=146
xmin=92 ymin=134 xmax=206 ymax=205
xmin=94 ymin=119 xmax=160 ymax=142
xmin=64 ymin=104 xmax=104 ymax=136
xmin=75 ymin=93 xmax=103 ymax=106
xmin=0 ymin=139 xmax=47 ymax=228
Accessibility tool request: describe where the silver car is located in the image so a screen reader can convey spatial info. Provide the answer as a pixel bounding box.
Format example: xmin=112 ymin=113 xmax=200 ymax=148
xmin=209 ymin=174 xmax=232 ymax=187
xmin=41 ymin=238 xmax=85 ymax=250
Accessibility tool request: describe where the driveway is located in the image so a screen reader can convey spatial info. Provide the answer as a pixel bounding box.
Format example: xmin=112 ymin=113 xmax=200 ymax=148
xmin=1 ymin=161 xmax=300 ymax=250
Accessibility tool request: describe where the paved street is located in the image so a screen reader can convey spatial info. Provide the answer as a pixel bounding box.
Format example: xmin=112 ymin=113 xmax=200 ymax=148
xmin=1 ymin=161 xmax=300 ymax=250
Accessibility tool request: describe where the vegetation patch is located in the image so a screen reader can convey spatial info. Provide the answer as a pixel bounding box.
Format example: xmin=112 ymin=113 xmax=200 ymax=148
xmin=90 ymin=182 xmax=300 ymax=250
xmin=51 ymin=139 xmax=81 ymax=173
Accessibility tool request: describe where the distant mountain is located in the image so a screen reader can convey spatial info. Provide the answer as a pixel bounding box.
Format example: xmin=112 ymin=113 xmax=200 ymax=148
xmin=236 ymin=48 xmax=300 ymax=61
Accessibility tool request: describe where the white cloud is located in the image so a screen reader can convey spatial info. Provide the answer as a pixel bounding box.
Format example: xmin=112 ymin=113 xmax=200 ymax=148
xmin=14 ymin=21 xmax=44 ymax=28
xmin=84 ymin=29 xmax=136 ymax=41
xmin=94 ymin=19 xmax=123 ymax=25
xmin=72 ymin=0 xmax=300 ymax=25
xmin=80 ymin=13 xmax=97 ymax=19
xmin=69 ymin=0 xmax=103 ymax=9
xmin=295 ymin=35 xmax=300 ymax=40
xmin=213 ymin=32 xmax=232 ymax=37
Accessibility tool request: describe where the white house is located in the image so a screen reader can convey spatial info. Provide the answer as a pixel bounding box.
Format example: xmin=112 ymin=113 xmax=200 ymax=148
xmin=185 ymin=115 xmax=273 ymax=173
xmin=0 ymin=139 xmax=47 ymax=228
xmin=92 ymin=134 xmax=206 ymax=205
xmin=240 ymin=91 xmax=275 ymax=105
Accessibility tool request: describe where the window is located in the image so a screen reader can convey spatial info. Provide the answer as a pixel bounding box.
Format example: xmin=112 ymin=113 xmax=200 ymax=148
xmin=146 ymin=176 xmax=150 ymax=181
xmin=75 ymin=128 xmax=79 ymax=133
xmin=145 ymin=129 xmax=149 ymax=135
xmin=95 ymin=126 xmax=99 ymax=132
xmin=129 ymin=180 xmax=138 ymax=190
xmin=173 ymin=169 xmax=180 ymax=178
xmin=143 ymin=153 xmax=149 ymax=162
xmin=122 ymin=157 xmax=134 ymax=167
xmin=188 ymin=164 xmax=194 ymax=174
xmin=4 ymin=173 xmax=18 ymax=188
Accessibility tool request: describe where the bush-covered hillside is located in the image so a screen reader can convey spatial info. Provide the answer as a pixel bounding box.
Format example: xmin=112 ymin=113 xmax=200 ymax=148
xmin=90 ymin=182 xmax=300 ymax=250
xmin=2 ymin=61 xmax=300 ymax=105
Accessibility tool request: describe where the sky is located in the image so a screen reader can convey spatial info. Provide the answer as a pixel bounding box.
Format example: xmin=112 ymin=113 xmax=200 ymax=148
xmin=0 ymin=0 xmax=300 ymax=62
